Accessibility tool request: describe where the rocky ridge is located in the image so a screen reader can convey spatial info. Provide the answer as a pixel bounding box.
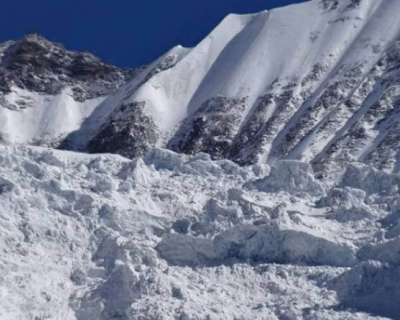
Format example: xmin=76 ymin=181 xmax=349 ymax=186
xmin=2 ymin=1 xmax=400 ymax=176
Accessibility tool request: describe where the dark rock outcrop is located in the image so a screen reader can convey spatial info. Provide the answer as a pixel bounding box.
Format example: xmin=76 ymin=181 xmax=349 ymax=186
xmin=87 ymin=102 xmax=159 ymax=159
xmin=0 ymin=32 xmax=137 ymax=103
xmin=169 ymin=96 xmax=247 ymax=160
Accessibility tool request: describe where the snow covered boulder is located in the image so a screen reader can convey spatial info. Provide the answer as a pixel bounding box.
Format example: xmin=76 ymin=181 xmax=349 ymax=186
xmin=340 ymin=164 xmax=400 ymax=196
xmin=252 ymin=160 xmax=326 ymax=198
xmin=333 ymin=261 xmax=400 ymax=319
xmin=358 ymin=237 xmax=400 ymax=266
xmin=0 ymin=177 xmax=14 ymax=195
xmin=318 ymin=187 xmax=375 ymax=222
xmin=155 ymin=233 xmax=215 ymax=266
xmin=376 ymin=196 xmax=400 ymax=238
xmin=157 ymin=223 xmax=357 ymax=267
xmin=318 ymin=187 xmax=366 ymax=208
xmin=382 ymin=212 xmax=400 ymax=239
xmin=213 ymin=224 xmax=356 ymax=267
xmin=143 ymin=148 xmax=253 ymax=179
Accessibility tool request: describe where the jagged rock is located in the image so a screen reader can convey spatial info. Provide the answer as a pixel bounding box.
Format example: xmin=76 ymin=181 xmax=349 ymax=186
xmin=169 ymin=96 xmax=247 ymax=160
xmin=87 ymin=102 xmax=159 ymax=159
xmin=0 ymin=32 xmax=136 ymax=102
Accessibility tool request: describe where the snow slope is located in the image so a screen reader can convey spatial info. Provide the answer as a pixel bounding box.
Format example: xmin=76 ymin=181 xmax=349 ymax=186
xmin=2 ymin=0 xmax=400 ymax=174
xmin=1 ymin=145 xmax=400 ymax=319
xmin=87 ymin=0 xmax=400 ymax=173
xmin=0 ymin=87 xmax=105 ymax=145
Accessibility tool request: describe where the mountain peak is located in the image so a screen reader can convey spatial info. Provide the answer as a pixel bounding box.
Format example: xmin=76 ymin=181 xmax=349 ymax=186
xmin=24 ymin=30 xmax=45 ymax=41
xmin=0 ymin=31 xmax=136 ymax=105
xmin=17 ymin=31 xmax=64 ymax=50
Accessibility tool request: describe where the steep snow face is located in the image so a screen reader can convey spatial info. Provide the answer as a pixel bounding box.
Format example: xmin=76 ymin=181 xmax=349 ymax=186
xmin=2 ymin=0 xmax=400 ymax=172
xmin=1 ymin=145 xmax=400 ymax=319
xmin=0 ymin=87 xmax=106 ymax=145
xmin=163 ymin=0 xmax=400 ymax=170
xmin=70 ymin=0 xmax=400 ymax=172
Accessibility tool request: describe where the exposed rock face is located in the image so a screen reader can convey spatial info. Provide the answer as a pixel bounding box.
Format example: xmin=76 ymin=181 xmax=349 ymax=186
xmin=87 ymin=102 xmax=159 ymax=158
xmin=230 ymin=90 xmax=304 ymax=165
xmin=168 ymin=96 xmax=247 ymax=160
xmin=0 ymin=32 xmax=136 ymax=104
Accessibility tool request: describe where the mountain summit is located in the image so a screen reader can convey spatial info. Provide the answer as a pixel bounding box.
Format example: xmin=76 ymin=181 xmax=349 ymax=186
xmin=1 ymin=0 xmax=400 ymax=175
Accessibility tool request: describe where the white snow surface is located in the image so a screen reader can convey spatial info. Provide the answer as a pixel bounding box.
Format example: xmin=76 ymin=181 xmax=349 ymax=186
xmin=101 ymin=0 xmax=400 ymax=136
xmin=1 ymin=144 xmax=400 ymax=319
xmin=0 ymin=87 xmax=105 ymax=146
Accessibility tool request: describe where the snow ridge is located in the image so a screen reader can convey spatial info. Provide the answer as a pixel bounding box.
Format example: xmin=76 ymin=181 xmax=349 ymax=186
xmin=2 ymin=0 xmax=400 ymax=174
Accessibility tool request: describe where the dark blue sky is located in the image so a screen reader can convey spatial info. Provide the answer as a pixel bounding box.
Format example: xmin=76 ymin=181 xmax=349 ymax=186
xmin=0 ymin=0 xmax=306 ymax=68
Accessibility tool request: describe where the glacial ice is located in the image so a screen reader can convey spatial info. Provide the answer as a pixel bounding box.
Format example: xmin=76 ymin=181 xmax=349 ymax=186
xmin=0 ymin=144 xmax=399 ymax=319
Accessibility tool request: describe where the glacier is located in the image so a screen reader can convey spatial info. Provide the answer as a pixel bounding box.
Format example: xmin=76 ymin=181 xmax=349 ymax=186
xmin=1 ymin=145 xmax=400 ymax=319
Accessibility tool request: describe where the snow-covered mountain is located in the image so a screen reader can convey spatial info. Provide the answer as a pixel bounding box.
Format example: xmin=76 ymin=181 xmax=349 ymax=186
xmin=0 ymin=32 xmax=139 ymax=147
xmin=3 ymin=1 xmax=400 ymax=319
xmin=2 ymin=0 xmax=400 ymax=174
